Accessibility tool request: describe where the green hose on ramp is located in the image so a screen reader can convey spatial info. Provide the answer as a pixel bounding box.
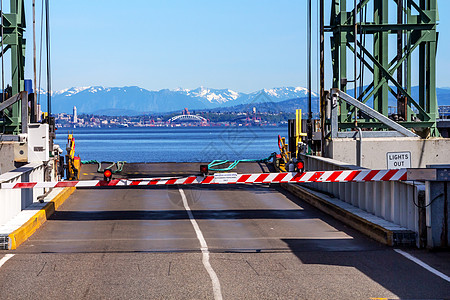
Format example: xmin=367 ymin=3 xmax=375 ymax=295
xmin=81 ymin=160 xmax=126 ymax=174
xmin=208 ymin=152 xmax=276 ymax=171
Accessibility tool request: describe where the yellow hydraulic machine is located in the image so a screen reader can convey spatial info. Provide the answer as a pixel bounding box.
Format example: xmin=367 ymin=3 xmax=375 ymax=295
xmin=66 ymin=133 xmax=80 ymax=180
xmin=277 ymin=109 xmax=306 ymax=172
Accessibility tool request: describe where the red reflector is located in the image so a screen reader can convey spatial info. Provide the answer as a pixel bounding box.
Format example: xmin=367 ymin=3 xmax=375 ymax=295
xmin=104 ymin=169 xmax=112 ymax=178
xmin=200 ymin=165 xmax=208 ymax=174
xmin=297 ymin=162 xmax=304 ymax=170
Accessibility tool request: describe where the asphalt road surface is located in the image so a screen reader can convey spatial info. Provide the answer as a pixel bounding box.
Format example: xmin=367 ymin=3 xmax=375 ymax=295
xmin=0 ymin=163 xmax=449 ymax=299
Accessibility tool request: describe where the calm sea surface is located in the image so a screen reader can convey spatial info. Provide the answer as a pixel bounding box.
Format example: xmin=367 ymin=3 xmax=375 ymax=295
xmin=54 ymin=126 xmax=288 ymax=163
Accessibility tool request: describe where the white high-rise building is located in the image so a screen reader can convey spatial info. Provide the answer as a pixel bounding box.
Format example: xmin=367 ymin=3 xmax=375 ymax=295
xmin=73 ymin=106 xmax=77 ymax=123
xmin=37 ymin=104 xmax=42 ymax=122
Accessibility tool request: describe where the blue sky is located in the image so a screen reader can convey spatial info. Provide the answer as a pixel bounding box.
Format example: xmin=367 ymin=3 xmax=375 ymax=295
xmin=16 ymin=0 xmax=450 ymax=92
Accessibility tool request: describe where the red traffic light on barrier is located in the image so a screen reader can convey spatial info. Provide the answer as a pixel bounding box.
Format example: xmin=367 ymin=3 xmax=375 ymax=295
xmin=104 ymin=169 xmax=112 ymax=181
xmin=200 ymin=165 xmax=209 ymax=175
xmin=296 ymin=161 xmax=304 ymax=173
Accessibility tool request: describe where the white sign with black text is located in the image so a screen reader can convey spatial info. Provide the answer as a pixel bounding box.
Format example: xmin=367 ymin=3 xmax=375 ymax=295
xmin=213 ymin=173 xmax=238 ymax=183
xmin=386 ymin=151 xmax=411 ymax=169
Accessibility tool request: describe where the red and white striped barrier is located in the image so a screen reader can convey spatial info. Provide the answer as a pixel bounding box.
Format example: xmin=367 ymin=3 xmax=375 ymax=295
xmin=0 ymin=169 xmax=407 ymax=189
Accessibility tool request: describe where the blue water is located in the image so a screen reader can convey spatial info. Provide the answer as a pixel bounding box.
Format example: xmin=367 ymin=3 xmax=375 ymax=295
xmin=54 ymin=126 xmax=288 ymax=163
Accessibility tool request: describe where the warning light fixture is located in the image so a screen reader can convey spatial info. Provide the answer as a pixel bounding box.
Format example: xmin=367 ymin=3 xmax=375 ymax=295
xmin=103 ymin=169 xmax=112 ymax=181
xmin=296 ymin=161 xmax=304 ymax=173
xmin=200 ymin=165 xmax=209 ymax=176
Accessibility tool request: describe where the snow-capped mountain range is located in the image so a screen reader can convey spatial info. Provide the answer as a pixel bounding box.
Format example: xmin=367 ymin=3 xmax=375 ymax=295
xmin=173 ymin=87 xmax=241 ymax=104
xmin=42 ymin=86 xmax=318 ymax=114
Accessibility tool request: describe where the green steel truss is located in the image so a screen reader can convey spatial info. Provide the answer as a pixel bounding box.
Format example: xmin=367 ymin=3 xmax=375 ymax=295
xmin=326 ymin=0 xmax=439 ymax=136
xmin=0 ymin=0 xmax=26 ymax=134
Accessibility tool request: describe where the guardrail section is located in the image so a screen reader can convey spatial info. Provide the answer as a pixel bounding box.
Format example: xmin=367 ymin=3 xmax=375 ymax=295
xmin=300 ymin=154 xmax=424 ymax=242
xmin=0 ymin=163 xmax=46 ymax=225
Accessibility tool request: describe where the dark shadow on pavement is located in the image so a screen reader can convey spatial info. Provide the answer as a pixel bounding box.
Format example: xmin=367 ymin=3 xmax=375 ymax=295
xmin=276 ymin=182 xmax=450 ymax=299
xmin=49 ymin=209 xmax=309 ymax=221
xmin=282 ymin=238 xmax=450 ymax=299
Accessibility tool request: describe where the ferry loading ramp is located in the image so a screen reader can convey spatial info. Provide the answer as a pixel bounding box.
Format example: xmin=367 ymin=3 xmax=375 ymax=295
xmin=0 ymin=162 xmax=448 ymax=299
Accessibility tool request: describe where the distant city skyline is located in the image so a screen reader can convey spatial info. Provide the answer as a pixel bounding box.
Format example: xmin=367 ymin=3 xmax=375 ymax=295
xmin=11 ymin=1 xmax=450 ymax=92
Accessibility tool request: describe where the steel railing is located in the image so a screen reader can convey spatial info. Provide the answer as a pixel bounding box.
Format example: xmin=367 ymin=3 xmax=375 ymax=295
xmin=299 ymin=154 xmax=425 ymax=240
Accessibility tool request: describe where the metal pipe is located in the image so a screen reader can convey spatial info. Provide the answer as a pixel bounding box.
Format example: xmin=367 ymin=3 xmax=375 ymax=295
xmin=356 ymin=126 xmax=363 ymax=167
xmin=307 ymin=0 xmax=313 ymax=144
xmin=354 ymin=0 xmax=358 ymax=100
xmin=354 ymin=0 xmax=358 ymax=124
xmin=444 ymin=182 xmax=448 ymax=248
xmin=45 ymin=0 xmax=51 ymax=118
xmin=320 ymin=0 xmax=325 ymax=154
xmin=32 ymin=0 xmax=37 ymax=122
xmin=397 ymin=0 xmax=404 ymax=119
xmin=1 ymin=0 xmax=4 ymax=105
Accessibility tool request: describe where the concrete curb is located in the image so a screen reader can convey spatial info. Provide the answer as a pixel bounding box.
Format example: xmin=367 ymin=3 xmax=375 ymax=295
xmin=281 ymin=183 xmax=415 ymax=246
xmin=0 ymin=187 xmax=75 ymax=250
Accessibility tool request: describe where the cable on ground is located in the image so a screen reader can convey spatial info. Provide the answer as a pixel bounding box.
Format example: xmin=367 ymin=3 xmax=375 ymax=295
xmin=81 ymin=160 xmax=126 ymax=174
xmin=207 ymin=152 xmax=277 ymax=172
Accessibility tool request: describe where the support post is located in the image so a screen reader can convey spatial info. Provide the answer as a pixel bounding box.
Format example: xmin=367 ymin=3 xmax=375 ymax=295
xmin=0 ymin=0 xmax=26 ymax=135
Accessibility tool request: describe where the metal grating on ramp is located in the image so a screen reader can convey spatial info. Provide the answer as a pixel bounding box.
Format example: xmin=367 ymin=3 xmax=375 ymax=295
xmin=0 ymin=235 xmax=8 ymax=250
xmin=392 ymin=231 xmax=417 ymax=247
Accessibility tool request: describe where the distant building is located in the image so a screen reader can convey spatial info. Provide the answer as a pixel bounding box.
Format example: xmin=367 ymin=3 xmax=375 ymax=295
xmin=37 ymin=104 xmax=42 ymax=122
xmin=73 ymin=106 xmax=77 ymax=123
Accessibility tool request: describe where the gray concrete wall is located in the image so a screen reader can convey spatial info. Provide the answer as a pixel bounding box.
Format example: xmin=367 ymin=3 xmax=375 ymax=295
xmin=325 ymin=137 xmax=450 ymax=169
xmin=0 ymin=142 xmax=16 ymax=175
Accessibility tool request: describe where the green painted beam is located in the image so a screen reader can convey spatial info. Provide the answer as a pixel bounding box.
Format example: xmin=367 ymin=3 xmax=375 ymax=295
xmin=0 ymin=0 xmax=26 ymax=135
xmin=328 ymin=0 xmax=439 ymax=136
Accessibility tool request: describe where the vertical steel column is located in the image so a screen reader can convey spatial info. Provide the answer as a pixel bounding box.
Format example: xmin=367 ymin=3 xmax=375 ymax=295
xmin=396 ymin=0 xmax=405 ymax=120
xmin=406 ymin=1 xmax=412 ymax=121
xmin=307 ymin=0 xmax=313 ymax=143
xmin=373 ymin=0 xmax=388 ymax=116
xmin=10 ymin=0 xmax=25 ymax=134
xmin=32 ymin=0 xmax=37 ymax=123
xmin=0 ymin=0 xmax=26 ymax=134
xmin=418 ymin=0 xmax=426 ymax=121
xmin=339 ymin=0 xmax=348 ymax=123
xmin=45 ymin=0 xmax=51 ymax=118
xmin=426 ymin=0 xmax=438 ymax=135
xmin=331 ymin=1 xmax=340 ymax=89
xmin=320 ymin=0 xmax=326 ymax=153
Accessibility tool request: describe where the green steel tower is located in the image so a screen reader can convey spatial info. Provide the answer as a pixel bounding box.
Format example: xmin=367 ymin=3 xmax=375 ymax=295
xmin=0 ymin=0 xmax=26 ymax=134
xmin=323 ymin=0 xmax=439 ymax=136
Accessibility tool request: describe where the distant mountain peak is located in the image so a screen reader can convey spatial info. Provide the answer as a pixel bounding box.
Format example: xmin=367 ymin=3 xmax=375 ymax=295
xmin=174 ymin=87 xmax=191 ymax=93
xmin=260 ymin=86 xmax=318 ymax=98
xmin=53 ymin=86 xmax=105 ymax=96
xmin=171 ymin=86 xmax=242 ymax=104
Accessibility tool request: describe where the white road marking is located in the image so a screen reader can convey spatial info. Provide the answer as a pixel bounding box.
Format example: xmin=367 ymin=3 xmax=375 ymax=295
xmin=179 ymin=188 xmax=223 ymax=300
xmin=0 ymin=254 xmax=14 ymax=269
xmin=394 ymin=249 xmax=450 ymax=283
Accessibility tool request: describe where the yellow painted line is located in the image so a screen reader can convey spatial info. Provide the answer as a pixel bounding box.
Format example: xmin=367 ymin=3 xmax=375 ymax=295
xmin=7 ymin=187 xmax=76 ymax=250
xmin=82 ymin=173 xmax=97 ymax=176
